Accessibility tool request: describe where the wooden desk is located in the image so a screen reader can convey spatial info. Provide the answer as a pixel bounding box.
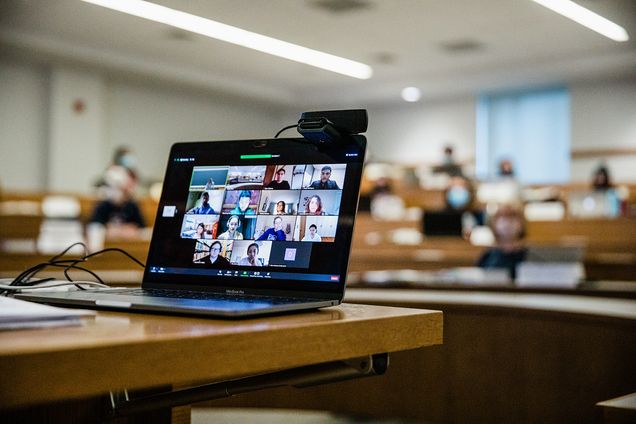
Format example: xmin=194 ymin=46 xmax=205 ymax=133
xmin=211 ymin=289 xmax=635 ymax=423
xmin=0 ymin=303 xmax=442 ymax=422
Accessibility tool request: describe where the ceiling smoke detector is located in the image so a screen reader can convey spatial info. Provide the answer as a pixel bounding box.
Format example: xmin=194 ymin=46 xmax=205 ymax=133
xmin=311 ymin=0 xmax=373 ymax=14
xmin=439 ymin=39 xmax=484 ymax=53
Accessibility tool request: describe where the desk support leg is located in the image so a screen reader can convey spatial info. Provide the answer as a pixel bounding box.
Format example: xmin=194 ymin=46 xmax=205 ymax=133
xmin=110 ymin=353 xmax=388 ymax=418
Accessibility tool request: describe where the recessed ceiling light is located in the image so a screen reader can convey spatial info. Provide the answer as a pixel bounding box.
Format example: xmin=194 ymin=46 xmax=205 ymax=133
xmin=80 ymin=0 xmax=374 ymax=79
xmin=530 ymin=0 xmax=629 ymax=42
xmin=401 ymin=87 xmax=421 ymax=102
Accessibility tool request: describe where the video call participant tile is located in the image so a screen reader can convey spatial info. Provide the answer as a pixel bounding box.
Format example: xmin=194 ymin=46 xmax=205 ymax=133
xmin=230 ymin=240 xmax=272 ymax=267
xmin=221 ymin=189 xmax=260 ymax=215
xmin=217 ymin=214 xmax=257 ymax=240
xmin=298 ymin=190 xmax=342 ymax=216
xmin=225 ymin=165 xmax=266 ymax=190
xmin=254 ymin=215 xmax=297 ymax=241
xmin=188 ymin=166 xmax=229 ymax=190
xmin=180 ymin=214 xmax=220 ymax=239
xmin=257 ymin=190 xmax=301 ymax=215
xmin=193 ymin=239 xmax=233 ymax=266
xmin=295 ymin=216 xmax=338 ymax=242
xmin=302 ymin=164 xmax=346 ymax=190
xmin=269 ymin=242 xmax=312 ymax=269
xmin=263 ymin=165 xmax=306 ymax=190
xmin=185 ymin=189 xmax=225 ymax=215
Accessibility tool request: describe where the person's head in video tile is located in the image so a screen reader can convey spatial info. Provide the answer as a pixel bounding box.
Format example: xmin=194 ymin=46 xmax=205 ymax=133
xmin=310 ymin=166 xmax=340 ymax=190
xmin=208 ymin=240 xmax=230 ymax=268
xmin=218 ymin=215 xmax=243 ymax=240
xmin=257 ymin=216 xmax=286 ymax=241
xmin=275 ymin=200 xmax=286 ymax=215
xmin=231 ymin=190 xmax=256 ymax=215
xmin=195 ymin=222 xmax=205 ymax=239
xmin=238 ymin=242 xmax=263 ymax=266
xmin=305 ymin=195 xmax=324 ymax=215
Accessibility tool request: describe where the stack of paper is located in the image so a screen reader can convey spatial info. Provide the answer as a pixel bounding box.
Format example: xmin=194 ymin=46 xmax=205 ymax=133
xmin=0 ymin=296 xmax=95 ymax=330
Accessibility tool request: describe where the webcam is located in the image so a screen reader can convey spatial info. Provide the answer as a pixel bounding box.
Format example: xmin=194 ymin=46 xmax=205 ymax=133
xmin=297 ymin=109 xmax=367 ymax=144
xmin=252 ymin=140 xmax=268 ymax=148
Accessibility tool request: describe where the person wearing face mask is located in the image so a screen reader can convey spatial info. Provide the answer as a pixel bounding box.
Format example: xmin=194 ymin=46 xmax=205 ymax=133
xmin=443 ymin=176 xmax=483 ymax=237
xmin=477 ymin=206 xmax=527 ymax=280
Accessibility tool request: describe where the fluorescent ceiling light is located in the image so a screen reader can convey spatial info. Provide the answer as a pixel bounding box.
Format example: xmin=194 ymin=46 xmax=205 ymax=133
xmin=80 ymin=0 xmax=373 ymax=79
xmin=401 ymin=87 xmax=421 ymax=102
xmin=530 ymin=0 xmax=629 ymax=42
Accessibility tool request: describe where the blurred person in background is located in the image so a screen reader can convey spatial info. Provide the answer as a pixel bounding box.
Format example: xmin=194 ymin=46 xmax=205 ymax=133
xmin=591 ymin=164 xmax=613 ymax=191
xmin=90 ymin=165 xmax=145 ymax=237
xmin=433 ymin=145 xmax=463 ymax=177
xmin=477 ymin=206 xmax=527 ymax=280
xmin=498 ymin=158 xmax=515 ymax=178
xmin=444 ymin=176 xmax=483 ymax=237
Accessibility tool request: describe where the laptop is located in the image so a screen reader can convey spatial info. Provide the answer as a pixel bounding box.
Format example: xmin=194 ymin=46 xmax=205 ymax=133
xmin=17 ymin=136 xmax=366 ymax=317
xmin=567 ymin=190 xmax=620 ymax=219
xmin=422 ymin=211 xmax=464 ymax=237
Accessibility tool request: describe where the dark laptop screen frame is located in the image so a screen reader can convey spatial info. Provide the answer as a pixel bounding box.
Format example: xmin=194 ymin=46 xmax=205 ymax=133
xmin=142 ymin=136 xmax=366 ymax=299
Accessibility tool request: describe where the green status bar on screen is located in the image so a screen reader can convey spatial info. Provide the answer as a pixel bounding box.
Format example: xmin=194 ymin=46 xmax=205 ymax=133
xmin=240 ymin=154 xmax=277 ymax=159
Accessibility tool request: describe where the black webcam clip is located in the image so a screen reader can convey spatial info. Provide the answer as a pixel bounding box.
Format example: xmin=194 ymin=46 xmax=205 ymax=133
xmin=297 ymin=109 xmax=368 ymax=144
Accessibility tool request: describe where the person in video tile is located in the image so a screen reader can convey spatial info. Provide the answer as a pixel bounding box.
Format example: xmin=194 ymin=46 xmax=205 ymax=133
xmin=304 ymin=195 xmax=324 ymax=215
xmin=301 ymin=224 xmax=322 ymax=242
xmin=194 ymin=222 xmax=206 ymax=239
xmin=230 ymin=190 xmax=257 ymax=215
xmin=309 ymin=166 xmax=340 ymax=189
xmin=217 ymin=215 xmax=243 ymax=240
xmin=257 ymin=216 xmax=286 ymax=241
xmin=188 ymin=191 xmax=216 ymax=214
xmin=237 ymin=242 xmax=264 ymax=266
xmin=208 ymin=240 xmax=231 ymax=268
xmin=274 ymin=200 xmax=287 ymax=215
xmin=266 ymin=168 xmax=291 ymax=190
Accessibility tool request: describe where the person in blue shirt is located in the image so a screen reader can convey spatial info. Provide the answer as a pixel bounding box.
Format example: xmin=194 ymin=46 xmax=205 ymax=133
xmin=257 ymin=216 xmax=286 ymax=241
xmin=188 ymin=191 xmax=216 ymax=214
xmin=230 ymin=190 xmax=256 ymax=215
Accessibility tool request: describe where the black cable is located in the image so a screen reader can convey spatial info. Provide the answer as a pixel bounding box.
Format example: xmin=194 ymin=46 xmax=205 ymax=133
xmin=50 ymin=241 xmax=89 ymax=262
xmin=275 ymin=124 xmax=298 ymax=138
xmin=81 ymin=247 xmax=145 ymax=268
xmin=5 ymin=244 xmax=145 ymax=294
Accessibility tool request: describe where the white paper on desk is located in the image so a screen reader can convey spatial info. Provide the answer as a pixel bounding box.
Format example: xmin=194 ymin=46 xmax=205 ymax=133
xmin=0 ymin=296 xmax=95 ymax=331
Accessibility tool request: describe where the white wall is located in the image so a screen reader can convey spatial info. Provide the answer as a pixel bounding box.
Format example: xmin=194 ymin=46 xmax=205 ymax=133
xmin=570 ymin=80 xmax=636 ymax=183
xmin=106 ymin=80 xmax=285 ymax=182
xmin=366 ymin=99 xmax=476 ymax=166
xmin=1 ymin=58 xmax=635 ymax=192
xmin=49 ymin=67 xmax=105 ymax=192
xmin=0 ymin=60 xmax=48 ymax=190
xmin=0 ymin=60 xmax=287 ymax=193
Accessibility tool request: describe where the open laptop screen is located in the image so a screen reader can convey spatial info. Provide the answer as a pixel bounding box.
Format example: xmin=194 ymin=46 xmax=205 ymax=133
xmin=143 ymin=137 xmax=365 ymax=296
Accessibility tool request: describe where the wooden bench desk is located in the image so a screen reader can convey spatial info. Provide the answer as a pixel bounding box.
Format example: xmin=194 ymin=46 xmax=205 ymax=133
xmin=0 ymin=303 xmax=442 ymax=423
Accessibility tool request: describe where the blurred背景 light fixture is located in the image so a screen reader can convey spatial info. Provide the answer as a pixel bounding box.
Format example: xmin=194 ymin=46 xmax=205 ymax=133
xmin=401 ymin=87 xmax=421 ymax=102
xmin=530 ymin=0 xmax=629 ymax=42
xmin=81 ymin=0 xmax=374 ymax=79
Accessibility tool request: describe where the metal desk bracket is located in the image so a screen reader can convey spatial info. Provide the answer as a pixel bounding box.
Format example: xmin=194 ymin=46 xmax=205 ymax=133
xmin=109 ymin=353 xmax=388 ymax=418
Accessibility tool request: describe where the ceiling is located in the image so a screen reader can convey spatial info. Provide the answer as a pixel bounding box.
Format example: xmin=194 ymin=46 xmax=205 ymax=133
xmin=1 ymin=0 xmax=635 ymax=107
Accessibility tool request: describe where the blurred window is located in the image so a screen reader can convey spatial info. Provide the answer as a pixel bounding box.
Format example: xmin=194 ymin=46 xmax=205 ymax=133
xmin=476 ymin=87 xmax=570 ymax=184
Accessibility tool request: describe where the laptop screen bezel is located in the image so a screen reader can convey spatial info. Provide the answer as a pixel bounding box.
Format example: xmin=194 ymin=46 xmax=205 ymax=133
xmin=141 ymin=136 xmax=366 ymax=300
